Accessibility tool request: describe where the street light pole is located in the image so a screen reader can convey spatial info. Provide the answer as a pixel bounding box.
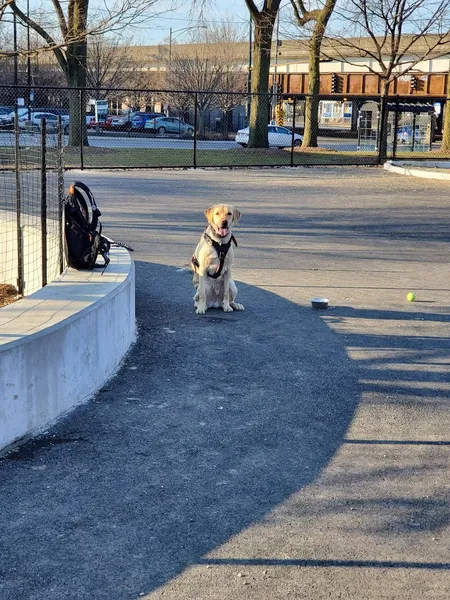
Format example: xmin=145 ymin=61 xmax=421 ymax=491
xmin=13 ymin=4 xmax=18 ymax=85
xmin=168 ymin=25 xmax=206 ymax=72
xmin=27 ymin=0 xmax=31 ymax=87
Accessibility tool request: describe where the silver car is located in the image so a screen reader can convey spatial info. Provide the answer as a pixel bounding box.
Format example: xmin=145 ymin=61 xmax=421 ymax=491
xmin=145 ymin=116 xmax=194 ymax=136
xmin=19 ymin=112 xmax=69 ymax=133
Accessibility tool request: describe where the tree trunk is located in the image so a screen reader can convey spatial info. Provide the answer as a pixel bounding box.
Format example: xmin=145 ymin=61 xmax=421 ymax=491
xmin=292 ymin=0 xmax=336 ymax=148
xmin=248 ymin=34 xmax=272 ymax=148
xmin=67 ymin=42 xmax=89 ymax=147
xmin=378 ymin=79 xmax=390 ymax=162
xmin=441 ymin=73 xmax=450 ymax=151
xmin=302 ymin=30 xmax=322 ymax=147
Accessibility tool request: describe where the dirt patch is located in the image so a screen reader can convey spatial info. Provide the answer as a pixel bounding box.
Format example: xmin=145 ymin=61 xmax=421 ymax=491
xmin=293 ymin=145 xmax=338 ymax=153
xmin=0 ymin=284 xmax=20 ymax=307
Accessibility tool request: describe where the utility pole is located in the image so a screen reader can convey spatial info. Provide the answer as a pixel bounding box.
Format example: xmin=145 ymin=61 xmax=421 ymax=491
xmin=27 ymin=0 xmax=31 ymax=118
xmin=247 ymin=16 xmax=252 ymax=123
xmin=13 ymin=5 xmax=18 ymax=85
xmin=27 ymin=0 xmax=31 ymax=87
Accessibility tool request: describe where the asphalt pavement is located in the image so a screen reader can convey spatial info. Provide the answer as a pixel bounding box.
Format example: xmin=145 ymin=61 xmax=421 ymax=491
xmin=1 ymin=167 xmax=450 ymax=600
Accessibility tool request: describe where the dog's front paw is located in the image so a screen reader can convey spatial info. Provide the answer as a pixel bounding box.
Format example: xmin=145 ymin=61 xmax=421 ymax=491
xmin=222 ymin=303 xmax=233 ymax=312
xmin=231 ymin=302 xmax=244 ymax=311
xmin=195 ymin=303 xmax=207 ymax=315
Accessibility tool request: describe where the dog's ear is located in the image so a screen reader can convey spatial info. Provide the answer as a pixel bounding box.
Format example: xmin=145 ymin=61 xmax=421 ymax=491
xmin=204 ymin=206 xmax=215 ymax=224
xmin=232 ymin=207 xmax=241 ymax=224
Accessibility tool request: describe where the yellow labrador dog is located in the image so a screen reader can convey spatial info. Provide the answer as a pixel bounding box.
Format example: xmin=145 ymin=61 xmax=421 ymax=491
xmin=192 ymin=204 xmax=244 ymax=315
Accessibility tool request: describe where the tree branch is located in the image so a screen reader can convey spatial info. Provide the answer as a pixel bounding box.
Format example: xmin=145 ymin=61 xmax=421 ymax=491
xmin=9 ymin=1 xmax=67 ymax=72
xmin=51 ymin=0 xmax=68 ymax=38
xmin=244 ymin=0 xmax=260 ymax=21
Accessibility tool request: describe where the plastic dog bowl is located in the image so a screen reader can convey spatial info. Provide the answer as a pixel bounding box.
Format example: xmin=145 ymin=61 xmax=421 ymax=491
xmin=311 ymin=297 xmax=329 ymax=310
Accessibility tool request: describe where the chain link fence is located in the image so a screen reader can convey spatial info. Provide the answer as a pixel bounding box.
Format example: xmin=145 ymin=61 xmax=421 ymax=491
xmin=0 ymin=114 xmax=65 ymax=301
xmin=0 ymin=85 xmax=447 ymax=173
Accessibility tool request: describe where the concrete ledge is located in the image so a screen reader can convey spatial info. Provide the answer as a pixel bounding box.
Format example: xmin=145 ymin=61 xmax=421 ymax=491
xmin=0 ymin=247 xmax=135 ymax=452
xmin=384 ymin=160 xmax=450 ymax=180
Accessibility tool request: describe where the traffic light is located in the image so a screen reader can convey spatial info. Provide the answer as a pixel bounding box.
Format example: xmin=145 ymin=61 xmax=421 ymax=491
xmin=410 ymin=76 xmax=417 ymax=92
xmin=275 ymin=103 xmax=284 ymax=126
xmin=331 ymin=73 xmax=337 ymax=93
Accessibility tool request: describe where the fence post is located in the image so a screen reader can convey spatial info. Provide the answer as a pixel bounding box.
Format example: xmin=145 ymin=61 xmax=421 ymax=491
xmin=57 ymin=115 xmax=64 ymax=274
xmin=392 ymin=95 xmax=400 ymax=159
xmin=41 ymin=118 xmax=48 ymax=287
xmin=193 ymin=92 xmax=198 ymax=169
xmin=14 ymin=112 xmax=24 ymax=295
xmin=290 ymin=96 xmax=297 ymax=167
xmin=79 ymin=89 xmax=84 ymax=170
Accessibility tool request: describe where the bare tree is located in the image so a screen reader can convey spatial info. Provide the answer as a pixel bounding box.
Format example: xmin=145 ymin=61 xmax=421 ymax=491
xmin=193 ymin=1 xmax=282 ymax=147
xmin=86 ymin=35 xmax=135 ymax=98
xmin=164 ymin=24 xmax=247 ymax=136
xmin=326 ymin=0 xmax=450 ymax=158
xmin=0 ymin=0 xmax=12 ymax=21
xmin=244 ymin=1 xmax=282 ymax=146
xmin=167 ymin=47 xmax=225 ymax=135
xmin=290 ymin=0 xmax=337 ymax=147
xmin=7 ymin=0 xmax=172 ymax=145
xmin=201 ymin=23 xmax=248 ymax=137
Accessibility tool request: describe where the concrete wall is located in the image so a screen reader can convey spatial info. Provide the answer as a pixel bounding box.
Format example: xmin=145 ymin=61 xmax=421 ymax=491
xmin=0 ymin=247 xmax=135 ymax=452
xmin=0 ymin=219 xmax=62 ymax=296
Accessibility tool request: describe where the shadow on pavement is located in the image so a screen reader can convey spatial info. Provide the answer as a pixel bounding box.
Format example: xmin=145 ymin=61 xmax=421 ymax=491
xmin=1 ymin=262 xmax=449 ymax=598
xmin=0 ymin=261 xmax=361 ymax=599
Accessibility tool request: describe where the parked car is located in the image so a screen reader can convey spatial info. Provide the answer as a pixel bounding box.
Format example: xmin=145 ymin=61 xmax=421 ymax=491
xmin=109 ymin=112 xmax=137 ymax=131
xmin=130 ymin=112 xmax=162 ymax=131
xmin=88 ymin=116 xmax=112 ymax=129
xmin=145 ymin=116 xmax=194 ymax=136
xmin=19 ymin=112 xmax=69 ymax=133
xmin=44 ymin=107 xmax=70 ymax=119
xmin=235 ymin=124 xmax=302 ymax=148
xmin=9 ymin=107 xmax=29 ymax=121
xmin=0 ymin=107 xmax=13 ymax=127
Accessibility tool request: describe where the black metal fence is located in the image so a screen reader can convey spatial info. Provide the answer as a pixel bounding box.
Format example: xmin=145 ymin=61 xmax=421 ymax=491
xmin=0 ymin=115 xmax=65 ymax=298
xmin=0 ymin=85 xmax=447 ymax=171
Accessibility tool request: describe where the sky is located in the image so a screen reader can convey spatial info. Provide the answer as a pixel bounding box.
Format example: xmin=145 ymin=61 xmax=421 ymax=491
xmin=8 ymin=0 xmax=295 ymax=48
xmin=140 ymin=0 xmax=251 ymax=45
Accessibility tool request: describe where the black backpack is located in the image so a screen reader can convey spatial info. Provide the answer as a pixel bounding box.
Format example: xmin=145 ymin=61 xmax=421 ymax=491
xmin=64 ymin=181 xmax=111 ymax=270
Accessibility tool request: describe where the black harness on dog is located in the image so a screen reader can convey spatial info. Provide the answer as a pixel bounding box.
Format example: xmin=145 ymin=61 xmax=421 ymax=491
xmin=192 ymin=232 xmax=238 ymax=279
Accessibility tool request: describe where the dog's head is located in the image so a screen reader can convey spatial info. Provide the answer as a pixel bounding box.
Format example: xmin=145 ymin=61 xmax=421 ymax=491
xmin=204 ymin=204 xmax=241 ymax=237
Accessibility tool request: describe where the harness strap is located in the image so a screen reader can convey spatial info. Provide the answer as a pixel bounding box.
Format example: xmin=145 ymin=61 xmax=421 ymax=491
xmin=205 ymin=233 xmax=237 ymax=279
xmin=191 ymin=233 xmax=237 ymax=278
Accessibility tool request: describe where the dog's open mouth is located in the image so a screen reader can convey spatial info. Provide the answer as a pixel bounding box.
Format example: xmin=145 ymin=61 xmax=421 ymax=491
xmin=214 ymin=225 xmax=229 ymax=237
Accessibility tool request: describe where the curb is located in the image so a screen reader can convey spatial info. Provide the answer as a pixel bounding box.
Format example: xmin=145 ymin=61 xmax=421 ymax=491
xmin=0 ymin=247 xmax=135 ymax=453
xmin=384 ymin=160 xmax=450 ymax=180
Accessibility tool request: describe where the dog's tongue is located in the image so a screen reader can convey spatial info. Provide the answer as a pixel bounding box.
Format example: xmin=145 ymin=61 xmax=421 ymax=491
xmin=218 ymin=227 xmax=228 ymax=236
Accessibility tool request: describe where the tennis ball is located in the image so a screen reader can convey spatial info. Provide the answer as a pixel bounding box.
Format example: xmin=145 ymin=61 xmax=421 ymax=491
xmin=407 ymin=292 xmax=416 ymax=302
